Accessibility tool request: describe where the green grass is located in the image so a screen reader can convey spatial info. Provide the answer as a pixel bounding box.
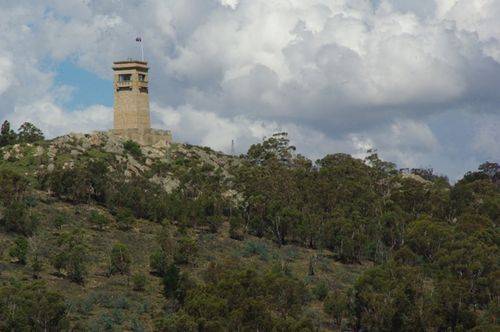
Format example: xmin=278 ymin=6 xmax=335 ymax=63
xmin=85 ymin=148 xmax=111 ymax=160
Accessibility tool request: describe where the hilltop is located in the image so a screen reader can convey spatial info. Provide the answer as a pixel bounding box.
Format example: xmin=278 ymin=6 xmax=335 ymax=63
xmin=1 ymin=131 xmax=234 ymax=188
xmin=0 ymin=127 xmax=498 ymax=331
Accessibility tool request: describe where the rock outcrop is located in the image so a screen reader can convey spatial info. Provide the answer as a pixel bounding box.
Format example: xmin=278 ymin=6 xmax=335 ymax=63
xmin=0 ymin=131 xmax=238 ymax=195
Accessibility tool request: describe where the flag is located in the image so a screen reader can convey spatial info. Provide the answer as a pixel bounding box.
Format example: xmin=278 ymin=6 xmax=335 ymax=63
xmin=136 ymin=37 xmax=142 ymax=42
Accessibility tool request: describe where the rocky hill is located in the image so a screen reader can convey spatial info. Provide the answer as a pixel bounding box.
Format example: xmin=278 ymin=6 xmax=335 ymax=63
xmin=1 ymin=131 xmax=237 ymax=191
xmin=0 ymin=132 xmax=366 ymax=331
xmin=0 ymin=131 xmax=498 ymax=331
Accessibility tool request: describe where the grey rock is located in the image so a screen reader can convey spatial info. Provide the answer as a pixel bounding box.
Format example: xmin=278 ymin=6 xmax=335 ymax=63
xmin=3 ymin=151 xmax=11 ymax=161
xmin=150 ymin=175 xmax=180 ymax=193
xmin=33 ymin=146 xmax=44 ymax=157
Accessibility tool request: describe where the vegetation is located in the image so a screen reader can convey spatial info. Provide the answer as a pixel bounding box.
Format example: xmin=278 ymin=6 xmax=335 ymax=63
xmin=132 ymin=272 xmax=148 ymax=291
xmin=9 ymin=236 xmax=29 ymax=264
xmin=158 ymin=263 xmax=312 ymax=331
xmin=17 ymin=122 xmax=45 ymax=143
xmin=51 ymin=230 xmax=89 ymax=284
xmin=123 ymin=139 xmax=143 ymax=159
xmin=109 ymin=242 xmax=131 ymax=275
xmin=0 ymin=120 xmax=44 ymax=147
xmin=0 ymin=281 xmax=67 ymax=331
xmin=0 ymin=124 xmax=498 ymax=330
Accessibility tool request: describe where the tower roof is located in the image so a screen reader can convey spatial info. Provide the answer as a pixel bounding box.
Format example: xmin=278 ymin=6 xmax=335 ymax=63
xmin=112 ymin=60 xmax=148 ymax=71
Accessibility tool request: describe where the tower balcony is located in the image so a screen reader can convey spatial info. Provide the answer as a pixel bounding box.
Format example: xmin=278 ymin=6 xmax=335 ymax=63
xmin=116 ymin=81 xmax=132 ymax=87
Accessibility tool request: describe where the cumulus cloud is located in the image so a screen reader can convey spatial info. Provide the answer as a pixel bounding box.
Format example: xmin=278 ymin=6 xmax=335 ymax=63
xmin=11 ymin=100 xmax=112 ymax=138
xmin=0 ymin=55 xmax=13 ymax=95
xmin=472 ymin=113 xmax=500 ymax=160
xmin=219 ymin=0 xmax=239 ymax=10
xmin=352 ymin=119 xmax=440 ymax=168
xmin=0 ymin=0 xmax=498 ymax=180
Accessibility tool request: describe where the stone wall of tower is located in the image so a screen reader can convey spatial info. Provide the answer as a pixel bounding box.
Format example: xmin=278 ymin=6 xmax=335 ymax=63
xmin=113 ymin=62 xmax=151 ymax=130
xmin=110 ymin=128 xmax=172 ymax=147
xmin=111 ymin=60 xmax=172 ymax=146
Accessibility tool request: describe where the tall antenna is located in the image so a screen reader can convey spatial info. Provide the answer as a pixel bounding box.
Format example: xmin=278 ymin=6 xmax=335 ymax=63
xmin=231 ymin=139 xmax=235 ymax=155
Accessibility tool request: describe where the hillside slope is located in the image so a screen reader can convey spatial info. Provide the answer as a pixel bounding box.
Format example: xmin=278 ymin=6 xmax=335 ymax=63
xmin=0 ymin=133 xmax=366 ymax=330
xmin=0 ymin=131 xmax=498 ymax=331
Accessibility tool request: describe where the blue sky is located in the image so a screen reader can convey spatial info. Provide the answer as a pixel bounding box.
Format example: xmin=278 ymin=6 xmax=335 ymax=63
xmin=55 ymin=61 xmax=112 ymax=109
xmin=0 ymin=0 xmax=499 ymax=180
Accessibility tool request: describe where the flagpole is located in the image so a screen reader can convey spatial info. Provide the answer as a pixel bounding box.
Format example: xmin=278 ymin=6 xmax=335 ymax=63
xmin=136 ymin=37 xmax=144 ymax=61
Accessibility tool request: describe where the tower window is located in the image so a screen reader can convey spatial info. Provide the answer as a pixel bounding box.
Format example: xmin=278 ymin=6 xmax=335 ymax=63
xmin=138 ymin=74 xmax=146 ymax=82
xmin=139 ymin=87 xmax=148 ymax=93
xmin=117 ymin=86 xmax=132 ymax=91
xmin=118 ymin=74 xmax=131 ymax=82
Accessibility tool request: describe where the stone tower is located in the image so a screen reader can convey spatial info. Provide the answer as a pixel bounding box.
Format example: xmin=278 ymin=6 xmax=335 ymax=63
xmin=110 ymin=60 xmax=172 ymax=146
xmin=113 ymin=60 xmax=150 ymax=130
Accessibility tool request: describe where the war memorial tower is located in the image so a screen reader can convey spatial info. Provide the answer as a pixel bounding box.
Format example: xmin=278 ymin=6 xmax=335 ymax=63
xmin=113 ymin=60 xmax=151 ymax=130
xmin=111 ymin=60 xmax=171 ymax=146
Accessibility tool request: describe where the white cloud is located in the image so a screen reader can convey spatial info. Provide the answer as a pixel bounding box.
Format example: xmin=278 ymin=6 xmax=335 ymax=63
xmin=0 ymin=55 xmax=13 ymax=94
xmin=0 ymin=0 xmax=498 ymax=179
xmin=11 ymin=100 xmax=112 ymax=138
xmin=472 ymin=113 xmax=500 ymax=160
xmin=362 ymin=119 xmax=439 ymax=168
xmin=219 ymin=0 xmax=239 ymax=10
xmin=151 ymin=103 xmax=279 ymax=153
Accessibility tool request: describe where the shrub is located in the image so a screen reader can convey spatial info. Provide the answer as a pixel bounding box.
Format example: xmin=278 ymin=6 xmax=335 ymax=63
xmin=312 ymin=280 xmax=329 ymax=300
xmin=66 ymin=244 xmax=88 ymax=283
xmin=150 ymin=249 xmax=168 ymax=276
xmin=89 ymin=211 xmax=108 ymax=231
xmin=308 ymin=256 xmax=315 ymax=276
xmin=229 ymin=215 xmax=244 ymax=240
xmin=46 ymin=166 xmax=93 ymax=203
xmin=132 ymin=273 xmax=147 ymax=291
xmin=242 ymin=241 xmax=269 ymax=261
xmin=93 ymin=313 xmax=116 ymax=331
xmin=105 ymin=178 xmax=166 ymax=221
xmin=112 ymin=296 xmax=130 ymax=310
xmin=0 ymin=168 xmax=29 ymax=205
xmin=323 ymin=291 xmax=347 ymax=327
xmin=109 ymin=243 xmax=131 ymax=275
xmin=162 ymin=264 xmax=184 ymax=301
xmin=206 ymin=215 xmax=224 ymax=234
xmin=123 ymin=140 xmax=143 ymax=159
xmin=139 ymin=300 xmax=150 ymax=314
xmin=174 ymin=236 xmax=197 ymax=264
xmin=131 ymin=318 xmax=147 ymax=332
xmin=53 ymin=213 xmax=69 ymax=230
xmin=156 ymin=312 xmax=197 ymax=332
xmin=51 ymin=231 xmax=88 ymax=284
xmin=9 ymin=236 xmax=29 ymax=264
xmin=31 ymin=253 xmax=43 ymax=279
xmin=111 ymin=308 xmax=124 ymax=324
xmin=0 ymin=281 xmax=68 ymax=331
xmin=115 ymin=207 xmax=135 ymax=231
xmin=157 ymin=226 xmax=176 ymax=256
xmin=24 ymin=195 xmax=38 ymax=208
xmin=2 ymin=202 xmax=37 ymax=235
xmin=164 ymin=263 xmax=309 ymax=330
xmin=44 ymin=159 xmax=109 ymax=204
xmin=78 ymin=296 xmax=95 ymax=315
